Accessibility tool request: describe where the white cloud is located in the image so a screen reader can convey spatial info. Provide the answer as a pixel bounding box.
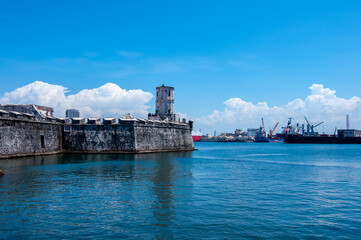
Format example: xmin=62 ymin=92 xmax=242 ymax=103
xmin=196 ymin=84 xmax=361 ymax=134
xmin=0 ymin=81 xmax=153 ymax=118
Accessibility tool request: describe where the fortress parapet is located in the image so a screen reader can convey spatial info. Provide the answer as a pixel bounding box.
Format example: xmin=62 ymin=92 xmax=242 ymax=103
xmin=71 ymin=117 xmax=85 ymax=124
xmin=1 ymin=104 xmax=53 ymax=118
xmin=103 ymin=118 xmax=116 ymax=125
xmin=0 ymin=107 xmax=63 ymax=124
xmin=88 ymin=118 xmax=101 ymax=124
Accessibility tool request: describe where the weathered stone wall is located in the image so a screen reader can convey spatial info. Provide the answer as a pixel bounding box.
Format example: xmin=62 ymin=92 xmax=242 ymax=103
xmin=63 ymin=120 xmax=194 ymax=153
xmin=0 ymin=118 xmax=63 ymax=159
xmin=134 ymin=121 xmax=194 ymax=152
xmin=0 ymin=117 xmax=194 ymax=159
xmin=63 ymin=122 xmax=136 ymax=153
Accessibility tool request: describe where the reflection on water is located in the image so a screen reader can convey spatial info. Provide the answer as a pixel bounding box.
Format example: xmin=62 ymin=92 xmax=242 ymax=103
xmin=0 ymin=152 xmax=194 ymax=239
xmin=2 ymin=144 xmax=361 ymax=239
xmin=0 ymin=151 xmax=194 ymax=170
xmin=152 ymin=154 xmax=175 ymax=238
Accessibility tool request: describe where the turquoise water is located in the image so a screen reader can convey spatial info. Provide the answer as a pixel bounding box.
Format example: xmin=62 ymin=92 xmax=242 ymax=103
xmin=1 ymin=142 xmax=361 ymax=239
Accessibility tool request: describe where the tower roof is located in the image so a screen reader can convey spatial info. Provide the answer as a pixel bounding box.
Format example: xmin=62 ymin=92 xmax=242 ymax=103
xmin=156 ymin=84 xmax=174 ymax=89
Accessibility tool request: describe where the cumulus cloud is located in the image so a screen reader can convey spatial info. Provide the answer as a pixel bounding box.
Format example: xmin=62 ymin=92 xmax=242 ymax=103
xmin=196 ymin=84 xmax=361 ymax=134
xmin=0 ymin=81 xmax=153 ymax=118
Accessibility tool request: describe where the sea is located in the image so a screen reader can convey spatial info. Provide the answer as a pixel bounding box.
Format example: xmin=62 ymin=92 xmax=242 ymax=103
xmin=1 ymin=142 xmax=361 ymax=239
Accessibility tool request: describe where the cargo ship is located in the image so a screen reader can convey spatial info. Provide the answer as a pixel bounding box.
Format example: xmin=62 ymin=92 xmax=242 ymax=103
xmin=255 ymin=132 xmax=283 ymax=142
xmin=254 ymin=119 xmax=283 ymax=142
xmin=268 ymin=134 xmax=284 ymax=143
xmin=192 ymin=130 xmax=203 ymax=142
xmin=254 ymin=129 xmax=268 ymax=142
xmin=282 ymin=117 xmax=361 ymax=144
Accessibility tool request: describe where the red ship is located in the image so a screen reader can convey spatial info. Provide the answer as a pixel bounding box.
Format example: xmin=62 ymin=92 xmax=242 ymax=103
xmin=192 ymin=135 xmax=202 ymax=142
xmin=192 ymin=131 xmax=203 ymax=142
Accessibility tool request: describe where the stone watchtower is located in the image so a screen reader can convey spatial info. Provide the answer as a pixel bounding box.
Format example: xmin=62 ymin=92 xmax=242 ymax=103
xmin=156 ymin=85 xmax=174 ymax=115
xmin=148 ymin=85 xmax=179 ymax=122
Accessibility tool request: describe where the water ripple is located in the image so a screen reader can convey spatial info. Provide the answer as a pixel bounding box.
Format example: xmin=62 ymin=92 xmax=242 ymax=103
xmin=1 ymin=144 xmax=361 ymax=239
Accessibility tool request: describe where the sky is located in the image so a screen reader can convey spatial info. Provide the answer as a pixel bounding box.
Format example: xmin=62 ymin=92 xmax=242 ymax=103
xmin=1 ymin=0 xmax=361 ymax=134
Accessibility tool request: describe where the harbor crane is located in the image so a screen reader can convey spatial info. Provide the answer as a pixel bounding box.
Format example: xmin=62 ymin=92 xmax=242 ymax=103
xmin=269 ymin=122 xmax=279 ymax=138
xmin=304 ymin=117 xmax=323 ymax=135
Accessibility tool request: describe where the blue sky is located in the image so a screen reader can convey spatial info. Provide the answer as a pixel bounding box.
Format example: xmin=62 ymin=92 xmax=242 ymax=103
xmin=1 ymin=1 xmax=361 ymax=133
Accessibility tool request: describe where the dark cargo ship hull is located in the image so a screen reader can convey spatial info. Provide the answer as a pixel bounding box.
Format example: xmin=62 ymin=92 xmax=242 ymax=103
xmin=283 ymin=135 xmax=361 ymax=144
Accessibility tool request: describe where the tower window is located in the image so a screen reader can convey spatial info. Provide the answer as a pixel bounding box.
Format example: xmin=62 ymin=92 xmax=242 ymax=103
xmin=169 ymin=91 xmax=171 ymax=97
xmin=168 ymin=109 xmax=170 ymax=114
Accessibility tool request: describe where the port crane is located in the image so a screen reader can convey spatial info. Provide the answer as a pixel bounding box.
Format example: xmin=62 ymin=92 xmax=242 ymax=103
xmin=304 ymin=117 xmax=323 ymax=136
xmin=269 ymin=122 xmax=279 ymax=138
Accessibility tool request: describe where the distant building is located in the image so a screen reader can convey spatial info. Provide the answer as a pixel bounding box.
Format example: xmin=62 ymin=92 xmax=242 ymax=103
xmin=235 ymin=129 xmax=242 ymax=135
xmin=338 ymin=129 xmax=361 ymax=138
xmin=247 ymin=128 xmax=259 ymax=137
xmin=221 ymin=132 xmax=235 ymax=137
xmin=65 ymin=109 xmax=80 ymax=119
xmin=148 ymin=85 xmax=179 ymax=122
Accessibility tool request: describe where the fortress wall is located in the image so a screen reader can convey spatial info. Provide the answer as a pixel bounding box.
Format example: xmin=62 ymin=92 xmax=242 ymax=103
xmin=63 ymin=120 xmax=194 ymax=153
xmin=0 ymin=118 xmax=63 ymax=159
xmin=0 ymin=117 xmax=194 ymax=158
xmin=63 ymin=122 xmax=136 ymax=153
xmin=134 ymin=121 xmax=194 ymax=152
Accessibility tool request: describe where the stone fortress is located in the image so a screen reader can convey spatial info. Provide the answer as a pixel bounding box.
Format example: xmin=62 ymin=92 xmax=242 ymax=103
xmin=0 ymin=85 xmax=194 ymax=159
